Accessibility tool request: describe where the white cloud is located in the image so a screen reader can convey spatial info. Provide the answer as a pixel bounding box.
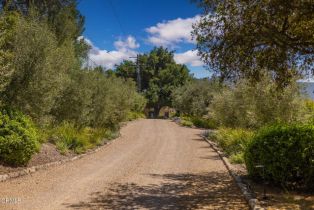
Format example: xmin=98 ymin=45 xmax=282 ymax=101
xmin=174 ymin=50 xmax=203 ymax=67
xmin=80 ymin=36 xmax=139 ymax=69
xmin=145 ymin=15 xmax=201 ymax=47
xmin=114 ymin=36 xmax=140 ymax=50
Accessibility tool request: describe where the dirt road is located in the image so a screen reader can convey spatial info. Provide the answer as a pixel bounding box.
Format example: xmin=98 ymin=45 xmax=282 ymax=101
xmin=0 ymin=119 xmax=248 ymax=210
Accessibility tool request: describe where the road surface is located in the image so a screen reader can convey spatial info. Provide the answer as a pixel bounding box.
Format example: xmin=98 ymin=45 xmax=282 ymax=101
xmin=0 ymin=119 xmax=248 ymax=210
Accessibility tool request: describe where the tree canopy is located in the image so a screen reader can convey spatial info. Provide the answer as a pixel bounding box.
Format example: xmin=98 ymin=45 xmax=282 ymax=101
xmin=193 ymin=0 xmax=314 ymax=87
xmin=172 ymin=78 xmax=220 ymax=116
xmin=0 ymin=0 xmax=86 ymax=55
xmin=115 ymin=47 xmax=191 ymax=116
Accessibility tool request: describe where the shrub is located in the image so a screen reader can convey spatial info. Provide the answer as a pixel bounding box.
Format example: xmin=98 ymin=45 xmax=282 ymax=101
xmin=0 ymin=108 xmax=39 ymax=166
xmin=172 ymin=79 xmax=220 ymax=116
xmin=181 ymin=119 xmax=194 ymax=127
xmin=300 ymin=99 xmax=314 ymax=124
xmin=50 ymin=122 xmax=119 ymax=154
xmin=102 ymin=129 xmax=120 ymax=140
xmin=209 ymin=73 xmax=303 ymax=129
xmin=244 ymin=124 xmax=314 ymax=190
xmin=191 ymin=117 xmax=217 ymax=129
xmin=209 ymin=128 xmax=254 ymax=164
xmin=2 ymin=16 xmax=75 ymax=122
xmin=179 ymin=116 xmax=217 ymax=129
xmin=126 ymin=112 xmax=146 ymax=121
xmin=50 ymin=122 xmax=91 ymax=154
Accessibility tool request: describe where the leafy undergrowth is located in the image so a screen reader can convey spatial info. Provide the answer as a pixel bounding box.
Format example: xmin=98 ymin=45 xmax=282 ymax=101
xmin=206 ymin=127 xmax=254 ymax=164
xmin=47 ymin=122 xmax=119 ymax=155
xmin=180 ymin=116 xmax=217 ymax=129
xmin=126 ymin=112 xmax=146 ymax=121
xmin=0 ymin=108 xmax=40 ymax=166
xmin=245 ymin=124 xmax=314 ymax=191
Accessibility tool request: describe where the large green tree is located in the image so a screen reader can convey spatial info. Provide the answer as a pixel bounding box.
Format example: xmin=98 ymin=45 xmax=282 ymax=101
xmin=0 ymin=0 xmax=87 ymax=61
xmin=172 ymin=78 xmax=220 ymax=116
xmin=1 ymin=14 xmax=76 ymax=122
xmin=0 ymin=0 xmax=84 ymax=42
xmin=115 ymin=47 xmax=191 ymax=116
xmin=193 ymin=0 xmax=314 ymax=87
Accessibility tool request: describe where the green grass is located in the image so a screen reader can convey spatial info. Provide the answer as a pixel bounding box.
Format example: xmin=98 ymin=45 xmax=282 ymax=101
xmin=208 ymin=127 xmax=254 ymax=164
xmin=48 ymin=122 xmax=118 ymax=155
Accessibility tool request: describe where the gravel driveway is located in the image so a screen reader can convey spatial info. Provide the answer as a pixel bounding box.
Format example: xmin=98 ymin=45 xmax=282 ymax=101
xmin=0 ymin=119 xmax=248 ymax=210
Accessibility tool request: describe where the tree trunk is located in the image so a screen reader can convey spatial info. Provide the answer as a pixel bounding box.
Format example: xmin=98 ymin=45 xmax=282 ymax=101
xmin=153 ymin=105 xmax=161 ymax=118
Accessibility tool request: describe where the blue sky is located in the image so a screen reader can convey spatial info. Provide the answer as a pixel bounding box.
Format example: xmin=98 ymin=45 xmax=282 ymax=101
xmin=78 ymin=0 xmax=210 ymax=78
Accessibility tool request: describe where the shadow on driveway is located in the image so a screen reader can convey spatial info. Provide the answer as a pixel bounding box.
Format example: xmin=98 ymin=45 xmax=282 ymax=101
xmin=64 ymin=171 xmax=248 ymax=209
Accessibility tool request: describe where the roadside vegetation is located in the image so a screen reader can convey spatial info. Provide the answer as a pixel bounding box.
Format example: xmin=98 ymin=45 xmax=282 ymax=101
xmin=0 ymin=0 xmax=313 ymax=197
xmin=0 ymin=2 xmax=146 ymax=166
xmin=0 ymin=1 xmax=192 ymax=167
xmin=173 ymin=0 xmax=314 ymax=192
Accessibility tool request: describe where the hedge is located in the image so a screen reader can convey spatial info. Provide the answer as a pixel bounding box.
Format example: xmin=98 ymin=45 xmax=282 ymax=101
xmin=244 ymin=124 xmax=314 ymax=190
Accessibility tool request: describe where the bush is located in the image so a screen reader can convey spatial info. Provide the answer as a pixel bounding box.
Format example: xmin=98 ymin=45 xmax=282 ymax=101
xmin=50 ymin=122 xmax=119 ymax=154
xmin=209 ymin=73 xmax=303 ymax=129
xmin=179 ymin=116 xmax=217 ymax=129
xmin=181 ymin=119 xmax=194 ymax=127
xmin=190 ymin=117 xmax=217 ymax=129
xmin=50 ymin=122 xmax=91 ymax=154
xmin=172 ymin=79 xmax=220 ymax=116
xmin=126 ymin=112 xmax=146 ymax=121
xmin=209 ymin=128 xmax=254 ymax=164
xmin=2 ymin=15 xmax=75 ymax=122
xmin=244 ymin=124 xmax=314 ymax=190
xmin=300 ymin=99 xmax=314 ymax=124
xmin=0 ymin=108 xmax=39 ymax=166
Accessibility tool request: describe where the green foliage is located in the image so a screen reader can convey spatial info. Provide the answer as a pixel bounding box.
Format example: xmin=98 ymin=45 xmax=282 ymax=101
xmin=0 ymin=108 xmax=39 ymax=166
xmin=50 ymin=122 xmax=89 ymax=154
xmin=115 ymin=47 xmax=191 ymax=116
xmin=190 ymin=117 xmax=217 ymax=129
xmin=126 ymin=112 xmax=146 ymax=121
xmin=244 ymin=124 xmax=314 ymax=190
xmin=172 ymin=79 xmax=220 ymax=116
xmin=180 ymin=116 xmax=217 ymax=129
xmin=193 ymin=0 xmax=314 ymax=86
xmin=0 ymin=11 xmax=18 ymax=94
xmin=130 ymin=92 xmax=147 ymax=113
xmin=115 ymin=60 xmax=136 ymax=79
xmin=0 ymin=1 xmax=142 ymax=163
xmin=210 ymin=73 xmax=303 ymax=129
xmin=180 ymin=119 xmax=194 ymax=127
xmin=53 ymin=69 xmax=146 ymax=129
xmin=1 ymin=0 xmax=85 ymax=44
xmin=300 ymin=99 xmax=314 ymax=124
xmin=208 ymin=128 xmax=254 ymax=164
xmin=49 ymin=122 xmax=117 ymax=155
xmin=2 ymin=15 xmax=76 ymax=122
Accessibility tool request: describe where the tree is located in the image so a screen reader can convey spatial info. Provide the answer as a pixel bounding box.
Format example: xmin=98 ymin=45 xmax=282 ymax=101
xmin=209 ymin=71 xmax=303 ymax=128
xmin=115 ymin=47 xmax=191 ymax=117
xmin=115 ymin=60 xmax=136 ymax=79
xmin=193 ymin=0 xmax=314 ymax=87
xmin=0 ymin=11 xmax=18 ymax=94
xmin=51 ymin=68 xmax=95 ymax=127
xmin=1 ymin=15 xmax=76 ymax=122
xmin=0 ymin=0 xmax=86 ymax=58
xmin=172 ymin=78 xmax=220 ymax=116
xmin=52 ymin=66 xmax=146 ymax=129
